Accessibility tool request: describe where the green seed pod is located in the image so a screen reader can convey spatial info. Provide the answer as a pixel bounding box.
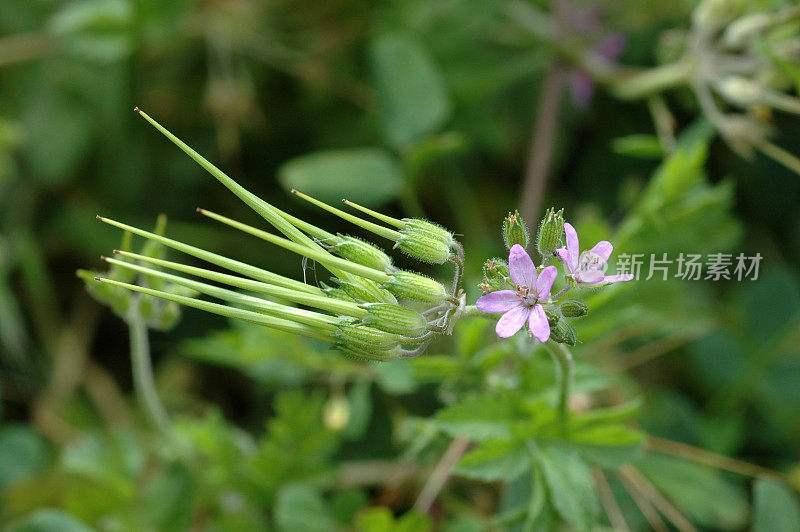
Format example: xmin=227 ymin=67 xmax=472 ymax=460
xmin=550 ymin=319 xmax=577 ymax=346
xmin=483 ymin=258 xmax=513 ymax=291
xmin=544 ymin=306 xmax=560 ymax=327
xmin=382 ymin=270 xmax=448 ymax=304
xmin=401 ymin=219 xmax=454 ymax=245
xmin=334 ymin=342 xmax=400 ymax=361
xmin=361 ymin=303 xmax=428 ymax=337
xmin=560 ymin=298 xmax=588 ymax=318
xmin=536 ymin=207 xmax=565 ymax=258
xmin=337 ymin=278 xmax=398 ymax=304
xmin=335 ymin=322 xmax=400 ymax=351
xmin=321 ymin=284 xmax=355 ymax=302
xmin=330 ymin=234 xmax=392 ymax=271
xmin=396 ymin=232 xmax=452 ymax=264
xmin=502 ymin=210 xmax=529 ymax=250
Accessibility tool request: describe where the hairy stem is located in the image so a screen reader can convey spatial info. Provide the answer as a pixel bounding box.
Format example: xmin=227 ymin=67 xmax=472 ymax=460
xmin=128 ymin=313 xmax=171 ymax=436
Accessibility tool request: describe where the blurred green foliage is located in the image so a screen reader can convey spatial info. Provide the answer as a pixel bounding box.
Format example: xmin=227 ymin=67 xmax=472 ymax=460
xmin=1 ymin=0 xmax=800 ymax=530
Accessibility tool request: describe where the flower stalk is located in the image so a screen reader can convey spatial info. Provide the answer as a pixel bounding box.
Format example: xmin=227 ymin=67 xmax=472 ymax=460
xmin=128 ymin=312 xmax=171 ymax=436
xmin=544 ymin=340 xmax=574 ymax=429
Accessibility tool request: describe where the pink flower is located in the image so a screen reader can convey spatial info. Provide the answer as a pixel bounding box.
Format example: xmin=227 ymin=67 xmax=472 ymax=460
xmin=556 ymin=223 xmax=633 ymax=286
xmin=476 ymin=245 xmax=556 ymax=342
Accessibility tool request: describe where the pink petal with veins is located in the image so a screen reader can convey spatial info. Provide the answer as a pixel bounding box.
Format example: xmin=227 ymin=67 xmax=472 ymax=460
xmin=602 ymin=274 xmax=634 ymax=283
xmin=508 ymin=244 xmax=537 ymax=289
xmin=536 ymin=265 xmax=558 ymax=300
xmin=528 ymin=304 xmax=551 ymax=342
xmin=590 ymin=240 xmax=613 ymax=263
xmin=476 ymin=290 xmax=522 ymax=313
xmin=496 ymin=305 xmax=531 ymax=338
xmin=564 ymin=223 xmax=579 ymax=269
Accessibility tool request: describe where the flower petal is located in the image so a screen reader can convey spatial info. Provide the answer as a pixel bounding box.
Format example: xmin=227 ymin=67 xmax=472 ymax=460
xmin=528 ymin=304 xmax=550 ymax=342
xmin=590 ymin=240 xmax=613 ymax=263
xmin=476 ymin=291 xmax=522 ymax=314
xmin=555 ymin=248 xmax=575 ymax=274
xmin=495 ymin=305 xmax=530 ymax=338
xmin=601 ymin=274 xmax=634 ymax=283
xmin=564 ymin=222 xmax=579 ymax=269
xmin=508 ymin=244 xmax=537 ymax=289
xmin=577 ymin=269 xmax=605 ymax=284
xmin=535 ymin=265 xmax=558 ymax=300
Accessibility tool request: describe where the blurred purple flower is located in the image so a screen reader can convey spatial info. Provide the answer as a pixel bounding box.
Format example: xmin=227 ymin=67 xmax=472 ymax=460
xmin=476 ymin=244 xmax=557 ymax=341
xmin=556 ymin=222 xmax=633 ymax=286
xmin=563 ymin=2 xmax=626 ymax=108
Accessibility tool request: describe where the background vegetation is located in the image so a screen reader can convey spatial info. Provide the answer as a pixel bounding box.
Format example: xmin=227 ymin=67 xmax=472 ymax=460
xmin=1 ymin=0 xmax=799 ymax=530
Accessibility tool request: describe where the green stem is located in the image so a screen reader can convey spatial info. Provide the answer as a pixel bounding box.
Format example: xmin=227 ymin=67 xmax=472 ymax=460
xmin=127 ymin=313 xmax=171 ymax=436
xmin=544 ymin=340 xmax=574 ymax=429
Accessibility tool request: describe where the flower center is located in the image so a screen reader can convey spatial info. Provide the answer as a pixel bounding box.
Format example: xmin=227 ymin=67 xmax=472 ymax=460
xmin=578 ymin=250 xmax=605 ymax=273
xmin=516 ymin=285 xmax=537 ymax=307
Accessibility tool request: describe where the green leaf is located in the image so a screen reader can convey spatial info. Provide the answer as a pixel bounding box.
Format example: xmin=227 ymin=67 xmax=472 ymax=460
xmin=611 ymin=135 xmax=665 ymax=159
xmin=279 ymin=148 xmax=403 ymax=208
xmin=355 ymin=507 xmax=395 ymax=532
xmin=433 ymin=395 xmax=516 ymax=441
xmin=375 ymin=359 xmax=417 ymax=395
xmin=355 ymin=507 xmax=432 ymax=532
xmin=0 ymin=425 xmax=51 ymax=490
xmin=330 ymin=488 xmax=368 ymax=525
xmin=535 ymin=444 xmax=600 ymax=532
xmin=143 ymin=463 xmax=195 ymax=531
xmin=455 ymin=439 xmax=531 ymax=482
xmin=275 ymin=484 xmax=336 ymax=532
xmin=10 ymin=509 xmax=93 ymax=532
xmin=753 ymin=479 xmax=800 ymax=532
xmin=49 ymin=0 xmax=133 ymax=62
xmin=637 ymin=453 xmax=748 ymax=529
xmin=370 ymin=34 xmax=451 ymax=150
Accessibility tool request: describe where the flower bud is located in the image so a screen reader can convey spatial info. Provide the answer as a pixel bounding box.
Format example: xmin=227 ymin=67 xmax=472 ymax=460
xmin=544 ymin=306 xmax=560 ymax=327
xmin=550 ymin=319 xmax=577 ymax=346
xmin=330 ymin=235 xmax=392 ymax=271
xmin=401 ymin=219 xmax=454 ymax=245
xmin=337 ymin=278 xmax=398 ymax=305
xmin=559 ymin=298 xmax=588 ymax=318
xmin=361 ymin=303 xmax=428 ymax=337
xmin=502 ymin=210 xmax=529 ymax=250
xmin=536 ymin=208 xmax=565 ymax=258
xmin=396 ymin=232 xmax=452 ymax=264
xmin=382 ymin=270 xmax=448 ymax=303
xmin=478 ymin=282 xmax=492 ymax=294
xmin=483 ymin=258 xmax=513 ymax=291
